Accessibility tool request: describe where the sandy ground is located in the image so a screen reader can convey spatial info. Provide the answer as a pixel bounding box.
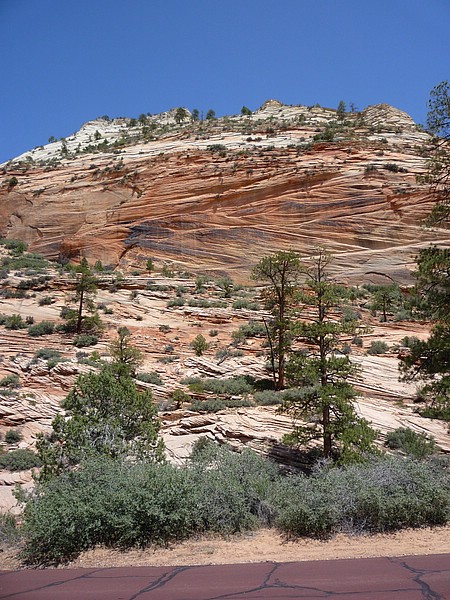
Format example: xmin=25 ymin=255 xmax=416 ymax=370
xmin=1 ymin=526 xmax=449 ymax=570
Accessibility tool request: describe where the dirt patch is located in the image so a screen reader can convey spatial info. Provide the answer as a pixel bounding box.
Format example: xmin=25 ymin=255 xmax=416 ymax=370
xmin=2 ymin=526 xmax=448 ymax=570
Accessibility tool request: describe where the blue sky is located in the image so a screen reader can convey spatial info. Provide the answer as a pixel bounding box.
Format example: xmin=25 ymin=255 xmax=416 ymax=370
xmin=1 ymin=0 xmax=449 ymax=163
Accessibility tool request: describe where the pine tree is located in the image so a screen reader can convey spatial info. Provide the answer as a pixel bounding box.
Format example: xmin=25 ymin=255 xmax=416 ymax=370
xmin=282 ymin=249 xmax=376 ymax=462
xmin=251 ymin=250 xmax=302 ymax=390
xmin=399 ymin=246 xmax=450 ymax=420
xmin=424 ymin=81 xmax=450 ymax=226
xmin=62 ymin=258 xmax=101 ymax=334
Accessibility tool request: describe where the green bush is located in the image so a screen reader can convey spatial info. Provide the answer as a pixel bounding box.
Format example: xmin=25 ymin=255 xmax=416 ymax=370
xmin=272 ymin=457 xmax=449 ymax=537
xmin=399 ymin=336 xmax=420 ymax=348
xmin=385 ymin=427 xmax=436 ymax=459
xmin=1 ymin=253 xmax=50 ymax=271
xmin=3 ymin=314 xmax=26 ymax=330
xmin=232 ymin=320 xmax=265 ymax=342
xmin=189 ymin=397 xmax=253 ymax=413
xmin=183 ymin=376 xmax=253 ymax=396
xmin=72 ymin=334 xmax=98 ymax=348
xmin=0 ymin=374 xmax=20 ymax=388
xmin=0 ymin=512 xmax=20 ymax=547
xmin=367 ymin=340 xmax=389 ymax=355
xmin=18 ymin=448 xmax=450 ymax=567
xmin=21 ymin=449 xmax=278 ymax=565
xmin=0 ymin=449 xmax=42 ymax=471
xmin=38 ymin=296 xmax=53 ymax=306
xmin=190 ymin=334 xmax=209 ymax=356
xmin=0 ymin=238 xmax=27 ymax=254
xmin=253 ymin=390 xmax=283 ymax=406
xmin=5 ymin=429 xmax=22 ymax=444
xmin=167 ymin=297 xmax=185 ymax=308
xmin=34 ymin=348 xmax=62 ymax=362
xmin=232 ymin=299 xmax=260 ymax=311
xmin=28 ymin=320 xmax=55 ymax=337
xmin=0 ymin=288 xmax=28 ymax=299
xmin=135 ymin=372 xmax=163 ymax=385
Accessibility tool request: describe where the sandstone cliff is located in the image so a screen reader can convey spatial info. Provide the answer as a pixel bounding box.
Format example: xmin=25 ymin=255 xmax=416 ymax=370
xmin=1 ymin=101 xmax=448 ymax=283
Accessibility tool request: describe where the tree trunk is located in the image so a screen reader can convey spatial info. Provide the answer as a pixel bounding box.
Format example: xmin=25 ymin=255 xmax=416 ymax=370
xmin=322 ymin=404 xmax=332 ymax=458
xmin=77 ymin=288 xmax=84 ymax=334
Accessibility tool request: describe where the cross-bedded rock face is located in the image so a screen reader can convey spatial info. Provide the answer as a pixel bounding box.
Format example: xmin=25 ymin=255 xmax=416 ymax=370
xmin=1 ymin=101 xmax=448 ymax=283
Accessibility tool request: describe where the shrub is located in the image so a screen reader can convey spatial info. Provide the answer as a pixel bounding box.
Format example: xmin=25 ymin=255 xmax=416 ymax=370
xmin=170 ymin=388 xmax=190 ymax=408
xmin=232 ymin=298 xmax=260 ymax=311
xmin=209 ymin=329 xmax=218 ymax=337
xmin=38 ymin=296 xmax=53 ymax=306
xmin=385 ymin=427 xmax=436 ymax=459
xmin=21 ymin=459 xmax=200 ymax=565
xmin=34 ymin=348 xmax=61 ymax=362
xmin=352 ymin=336 xmax=363 ymax=347
xmin=28 ymin=320 xmax=55 ymax=337
xmin=3 ymin=314 xmax=26 ymax=330
xmin=18 ymin=449 xmax=450 ymax=567
xmin=0 ymin=374 xmax=20 ymax=388
xmin=232 ymin=321 xmax=266 ymax=343
xmin=272 ymin=456 xmax=450 ymax=537
xmin=367 ymin=340 xmax=389 ymax=355
xmin=399 ymin=336 xmax=420 ymax=348
xmin=21 ymin=447 xmax=279 ymax=566
xmin=0 ymin=449 xmax=42 ymax=471
xmin=0 ymin=513 xmax=20 ymax=547
xmin=159 ymin=324 xmax=171 ymax=333
xmin=215 ymin=347 xmax=245 ymax=361
xmin=189 ymin=397 xmax=253 ymax=412
xmin=0 ymin=238 xmax=27 ymax=254
xmin=384 ymin=163 xmax=408 ymax=173
xmin=161 ymin=265 xmax=174 ymax=278
xmin=5 ymin=429 xmax=22 ymax=444
xmin=184 ymin=376 xmax=252 ymax=397
xmin=167 ymin=297 xmax=185 ymax=308
xmin=135 ymin=372 xmax=163 ymax=385
xmin=1 ymin=253 xmax=50 ymax=271
xmin=253 ymin=390 xmax=283 ymax=406
xmin=72 ymin=334 xmax=98 ymax=348
xmin=190 ymin=334 xmax=209 ymax=356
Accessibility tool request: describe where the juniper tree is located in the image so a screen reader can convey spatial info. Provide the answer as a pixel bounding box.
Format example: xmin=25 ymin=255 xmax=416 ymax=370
xmin=36 ymin=363 xmax=164 ymax=481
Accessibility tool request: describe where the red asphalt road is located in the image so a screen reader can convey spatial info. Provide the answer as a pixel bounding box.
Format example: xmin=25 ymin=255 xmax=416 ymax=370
xmin=1 ymin=554 xmax=449 ymax=600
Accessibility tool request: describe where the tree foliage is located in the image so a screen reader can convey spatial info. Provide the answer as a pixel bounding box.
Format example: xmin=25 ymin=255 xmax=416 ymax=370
xmin=399 ymin=246 xmax=450 ymax=420
xmin=424 ymin=81 xmax=450 ymax=226
xmin=36 ymin=364 xmax=164 ymax=481
xmin=109 ymin=326 xmax=143 ymax=376
xmin=251 ymin=250 xmax=302 ymax=390
xmin=369 ymin=284 xmax=402 ymax=322
xmin=283 ymin=249 xmax=376 ymax=461
xmin=62 ymin=258 xmax=101 ymax=334
xmin=174 ymin=107 xmax=189 ymax=124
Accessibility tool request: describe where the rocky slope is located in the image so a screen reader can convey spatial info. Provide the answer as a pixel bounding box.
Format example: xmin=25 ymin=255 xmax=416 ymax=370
xmin=1 ymin=100 xmax=450 ymax=513
xmin=2 ymin=101 xmax=449 ymax=284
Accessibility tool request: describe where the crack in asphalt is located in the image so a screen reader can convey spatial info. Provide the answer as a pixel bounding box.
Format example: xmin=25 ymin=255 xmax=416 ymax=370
xmin=389 ymin=556 xmax=446 ymax=600
xmin=126 ymin=565 xmax=193 ymax=600
xmin=0 ymin=567 xmax=106 ymax=599
xmin=1 ymin=555 xmax=449 ymax=599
